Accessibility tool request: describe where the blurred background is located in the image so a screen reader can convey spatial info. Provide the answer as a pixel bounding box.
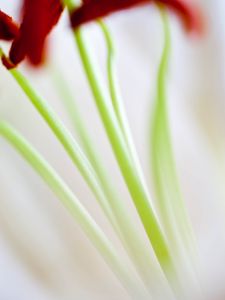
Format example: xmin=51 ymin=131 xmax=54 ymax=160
xmin=1 ymin=0 xmax=225 ymax=299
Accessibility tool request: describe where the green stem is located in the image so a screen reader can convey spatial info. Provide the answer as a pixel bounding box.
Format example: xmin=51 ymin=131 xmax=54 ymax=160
xmin=7 ymin=66 xmax=121 ymax=238
xmin=50 ymin=67 xmax=111 ymax=184
xmin=0 ymin=121 xmax=147 ymax=299
xmin=98 ymin=20 xmax=147 ymax=175
xmin=50 ymin=66 xmax=170 ymax=296
xmin=97 ymin=20 xmax=176 ymax=288
xmin=150 ymin=9 xmax=195 ymax=263
xmin=8 ymin=61 xmax=165 ymax=296
xmin=73 ymin=27 xmax=172 ymax=275
xmin=97 ymin=21 xmax=129 ymax=148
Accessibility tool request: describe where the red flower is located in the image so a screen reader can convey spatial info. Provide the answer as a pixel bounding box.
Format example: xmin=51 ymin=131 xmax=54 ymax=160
xmin=0 ymin=10 xmax=19 ymax=41
xmin=1 ymin=0 xmax=63 ymax=69
xmin=0 ymin=0 xmax=202 ymax=69
xmin=70 ymin=0 xmax=203 ymax=33
xmin=9 ymin=0 xmax=63 ymax=67
xmin=158 ymin=0 xmax=203 ymax=33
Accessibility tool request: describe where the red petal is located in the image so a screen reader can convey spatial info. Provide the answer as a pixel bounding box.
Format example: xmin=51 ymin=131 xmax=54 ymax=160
xmin=70 ymin=0 xmax=202 ymax=33
xmin=70 ymin=0 xmax=150 ymax=28
xmin=157 ymin=0 xmax=203 ymax=33
xmin=0 ymin=10 xmax=19 ymax=41
xmin=9 ymin=0 xmax=63 ymax=67
xmin=1 ymin=55 xmax=16 ymax=69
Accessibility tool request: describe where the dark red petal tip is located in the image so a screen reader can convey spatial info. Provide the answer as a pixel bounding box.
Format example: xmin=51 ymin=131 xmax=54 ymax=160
xmin=157 ymin=0 xmax=204 ymax=34
xmin=0 ymin=10 xmax=19 ymax=41
xmin=1 ymin=55 xmax=16 ymax=69
xmin=70 ymin=0 xmax=203 ymax=34
xmin=9 ymin=0 xmax=63 ymax=67
xmin=70 ymin=0 xmax=150 ymax=28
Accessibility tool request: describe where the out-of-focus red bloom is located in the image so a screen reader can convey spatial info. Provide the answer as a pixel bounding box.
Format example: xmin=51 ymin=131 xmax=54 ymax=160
xmin=9 ymin=0 xmax=64 ymax=67
xmin=1 ymin=0 xmax=63 ymax=69
xmin=0 ymin=10 xmax=19 ymax=41
xmin=159 ymin=0 xmax=203 ymax=33
xmin=70 ymin=0 xmax=203 ymax=33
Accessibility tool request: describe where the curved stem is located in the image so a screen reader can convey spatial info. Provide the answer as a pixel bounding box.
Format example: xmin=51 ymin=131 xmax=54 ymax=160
xmin=0 ymin=121 xmax=147 ymax=299
xmin=97 ymin=21 xmax=129 ymax=146
xmin=97 ymin=20 xmax=175 ymax=290
xmin=73 ymin=26 xmax=172 ymax=276
xmin=98 ymin=20 xmax=144 ymax=165
xmin=150 ymin=8 xmax=195 ymax=266
xmin=50 ymin=61 xmax=171 ymax=297
xmin=7 ymin=66 xmax=121 ymax=239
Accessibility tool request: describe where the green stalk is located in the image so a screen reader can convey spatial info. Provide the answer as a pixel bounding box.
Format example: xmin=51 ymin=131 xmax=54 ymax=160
xmin=150 ymin=7 xmax=177 ymax=250
xmin=73 ymin=27 xmax=172 ymax=274
xmin=50 ymin=68 xmax=110 ymax=182
xmin=6 ymin=60 xmax=162 ymax=295
xmin=5 ymin=65 xmax=121 ymax=238
xmin=51 ymin=68 xmax=171 ymax=295
xmin=0 ymin=121 xmax=148 ymax=299
xmin=97 ymin=20 xmax=129 ymax=149
xmin=150 ymin=9 xmax=195 ymax=262
xmin=98 ymin=20 xmax=149 ymax=177
xmin=96 ymin=20 xmax=176 ymax=288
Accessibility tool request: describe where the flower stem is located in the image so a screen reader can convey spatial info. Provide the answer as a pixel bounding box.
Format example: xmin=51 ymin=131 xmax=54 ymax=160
xmin=50 ymin=64 xmax=172 ymax=297
xmin=97 ymin=19 xmax=176 ymax=290
xmin=0 ymin=121 xmax=147 ymax=299
xmin=7 ymin=65 xmax=122 ymax=238
xmin=150 ymin=8 xmax=196 ymax=266
xmin=73 ymin=27 xmax=172 ymax=275
xmin=97 ymin=20 xmax=130 ymax=149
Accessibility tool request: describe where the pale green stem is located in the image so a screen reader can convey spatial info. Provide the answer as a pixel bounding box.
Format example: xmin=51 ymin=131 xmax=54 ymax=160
xmin=50 ymin=66 xmax=170 ymax=295
xmin=97 ymin=21 xmax=129 ymax=148
xmin=96 ymin=20 xmax=176 ymax=288
xmin=50 ymin=68 xmax=110 ymax=181
xmin=6 ymin=65 xmax=121 ymax=238
xmin=98 ymin=20 xmax=147 ymax=177
xmin=150 ymin=9 xmax=195 ymax=263
xmin=151 ymin=7 xmax=177 ymax=250
xmin=0 ymin=121 xmax=148 ymax=299
xmin=72 ymin=27 xmax=172 ymax=275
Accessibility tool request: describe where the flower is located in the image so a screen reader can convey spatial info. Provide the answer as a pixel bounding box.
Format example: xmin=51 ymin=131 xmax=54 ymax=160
xmin=1 ymin=0 xmax=63 ymax=69
xmin=0 ymin=10 xmax=19 ymax=41
xmin=0 ymin=0 xmax=202 ymax=70
xmin=9 ymin=0 xmax=63 ymax=67
xmin=70 ymin=0 xmax=203 ymax=33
